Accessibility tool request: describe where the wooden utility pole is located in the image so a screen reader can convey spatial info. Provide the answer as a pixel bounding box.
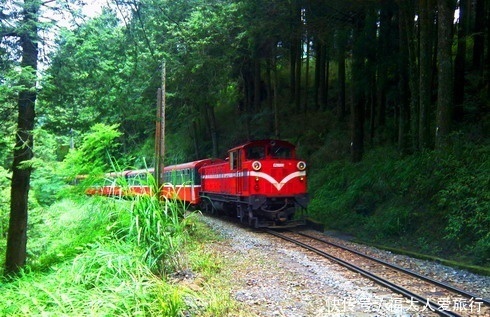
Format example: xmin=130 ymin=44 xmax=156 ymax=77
xmin=155 ymin=62 xmax=166 ymax=190
xmin=155 ymin=88 xmax=162 ymax=190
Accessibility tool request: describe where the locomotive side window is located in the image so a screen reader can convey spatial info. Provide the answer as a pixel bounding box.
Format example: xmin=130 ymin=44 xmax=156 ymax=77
xmin=230 ymin=151 xmax=239 ymax=170
xmin=246 ymin=146 xmax=265 ymax=160
xmin=270 ymin=145 xmax=293 ymax=158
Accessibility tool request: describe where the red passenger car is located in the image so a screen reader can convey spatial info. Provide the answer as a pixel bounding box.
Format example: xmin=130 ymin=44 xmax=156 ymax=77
xmin=83 ymin=169 xmax=154 ymax=197
xmin=199 ymin=139 xmax=308 ymax=227
xmin=160 ymin=158 xmax=223 ymax=204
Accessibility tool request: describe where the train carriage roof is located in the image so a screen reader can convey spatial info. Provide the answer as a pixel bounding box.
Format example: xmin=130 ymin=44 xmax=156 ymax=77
xmin=163 ymin=158 xmax=225 ymax=171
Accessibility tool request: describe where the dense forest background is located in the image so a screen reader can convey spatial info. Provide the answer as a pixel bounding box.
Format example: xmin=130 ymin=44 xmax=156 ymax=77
xmin=1 ymin=0 xmax=489 ymax=271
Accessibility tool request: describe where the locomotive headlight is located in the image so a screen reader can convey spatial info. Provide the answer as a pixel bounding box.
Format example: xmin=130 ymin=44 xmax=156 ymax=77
xmin=297 ymin=161 xmax=306 ymax=171
xmin=252 ymin=161 xmax=262 ymax=171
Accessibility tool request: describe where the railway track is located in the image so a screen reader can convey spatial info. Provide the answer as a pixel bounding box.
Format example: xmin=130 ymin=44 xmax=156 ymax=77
xmin=266 ymin=229 xmax=490 ymax=317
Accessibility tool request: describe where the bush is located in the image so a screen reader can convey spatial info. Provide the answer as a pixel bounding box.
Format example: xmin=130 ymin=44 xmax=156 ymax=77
xmin=435 ymin=145 xmax=490 ymax=261
xmin=62 ymin=123 xmax=122 ymax=178
xmin=363 ymin=204 xmax=412 ymax=240
xmin=27 ymin=197 xmax=119 ymax=270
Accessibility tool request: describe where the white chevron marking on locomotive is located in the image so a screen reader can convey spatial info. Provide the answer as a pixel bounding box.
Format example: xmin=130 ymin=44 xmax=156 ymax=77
xmin=202 ymin=171 xmax=306 ymax=191
xmin=249 ymin=171 xmax=306 ymax=191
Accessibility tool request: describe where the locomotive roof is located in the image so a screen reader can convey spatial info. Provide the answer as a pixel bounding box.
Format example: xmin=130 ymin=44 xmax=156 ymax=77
xmin=227 ymin=139 xmax=295 ymax=152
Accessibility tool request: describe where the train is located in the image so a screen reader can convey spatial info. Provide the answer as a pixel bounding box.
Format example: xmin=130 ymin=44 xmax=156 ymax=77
xmin=84 ymin=139 xmax=308 ymax=227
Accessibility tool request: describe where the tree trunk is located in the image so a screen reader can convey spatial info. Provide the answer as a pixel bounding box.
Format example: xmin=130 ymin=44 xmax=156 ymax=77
xmin=376 ymin=4 xmax=395 ymax=141
xmin=487 ymin=1 xmax=490 ymax=99
xmin=350 ymin=15 xmax=365 ymax=163
xmin=294 ymin=40 xmax=302 ymax=112
xmin=5 ymin=0 xmax=40 ymax=276
xmin=472 ymin=0 xmax=485 ymax=71
xmin=398 ymin=5 xmax=411 ymax=154
xmin=436 ymin=0 xmax=456 ymax=148
xmin=273 ymin=57 xmax=280 ymax=139
xmin=418 ymin=0 xmax=433 ymax=149
xmin=399 ymin=0 xmax=419 ymax=151
xmin=453 ymin=0 xmax=469 ymax=117
xmin=324 ymin=59 xmax=329 ymax=111
xmin=192 ymin=120 xmax=200 ymax=159
xmin=304 ymin=34 xmax=310 ymax=113
xmin=289 ymin=0 xmax=301 ymax=105
xmin=351 ymin=98 xmax=365 ymax=163
xmin=314 ymin=40 xmax=322 ymax=110
xmin=253 ymin=57 xmax=261 ymax=112
xmin=205 ymin=104 xmax=219 ymax=158
xmin=336 ymin=31 xmax=347 ymax=119
xmin=241 ymin=64 xmax=253 ymax=139
xmin=365 ymin=9 xmax=377 ymax=144
xmin=316 ymin=39 xmax=328 ymax=111
xmin=265 ymin=58 xmax=274 ymax=134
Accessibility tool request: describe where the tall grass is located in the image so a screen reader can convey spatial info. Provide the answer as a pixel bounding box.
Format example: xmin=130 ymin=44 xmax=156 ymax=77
xmin=77 ymin=167 xmax=196 ymax=275
xmin=127 ymin=182 xmax=195 ymax=276
xmin=1 ymin=239 xmax=189 ymax=316
xmin=1 ymin=169 xmax=198 ymax=315
xmin=1 ymin=163 xmax=246 ymax=316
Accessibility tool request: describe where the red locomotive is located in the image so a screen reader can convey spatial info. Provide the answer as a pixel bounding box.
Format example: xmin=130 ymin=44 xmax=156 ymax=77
xmin=199 ymin=139 xmax=308 ymax=227
xmin=84 ymin=139 xmax=308 ymax=227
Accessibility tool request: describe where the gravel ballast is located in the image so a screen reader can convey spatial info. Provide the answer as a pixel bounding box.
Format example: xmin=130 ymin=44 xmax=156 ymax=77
xmin=199 ymin=215 xmax=489 ymax=317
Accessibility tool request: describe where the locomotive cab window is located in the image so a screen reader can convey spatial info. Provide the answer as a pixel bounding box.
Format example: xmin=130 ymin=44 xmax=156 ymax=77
xmin=230 ymin=151 xmax=237 ymax=170
xmin=246 ymin=146 xmax=265 ymax=160
xmin=269 ymin=145 xmax=293 ymax=158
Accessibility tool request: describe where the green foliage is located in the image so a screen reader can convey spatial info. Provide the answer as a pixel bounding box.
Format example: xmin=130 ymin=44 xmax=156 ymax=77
xmin=26 ymin=129 xmax=68 ymax=206
xmin=27 ymin=198 xmax=118 ymax=270
xmin=434 ymin=145 xmax=490 ymax=264
xmin=39 ymin=12 xmax=126 ymax=134
xmin=62 ymin=123 xmax=122 ymax=178
xmin=0 ymin=240 xmax=189 ymax=316
xmin=0 ymin=167 xmax=11 ymax=244
xmin=39 ymin=9 xmax=157 ymax=153
xmin=0 ymin=182 xmax=230 ymax=316
xmin=30 ymin=161 xmax=66 ymax=206
xmin=309 ymin=144 xmax=490 ymax=265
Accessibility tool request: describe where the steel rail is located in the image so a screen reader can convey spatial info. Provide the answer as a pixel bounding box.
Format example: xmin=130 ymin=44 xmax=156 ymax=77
xmin=295 ymin=230 xmax=490 ymax=306
xmin=266 ymin=229 xmax=463 ymax=317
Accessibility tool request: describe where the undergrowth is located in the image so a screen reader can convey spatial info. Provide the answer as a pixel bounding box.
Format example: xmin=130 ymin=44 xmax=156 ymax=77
xmin=0 ymin=183 xmax=239 ymax=316
xmin=309 ymin=143 xmax=490 ymax=267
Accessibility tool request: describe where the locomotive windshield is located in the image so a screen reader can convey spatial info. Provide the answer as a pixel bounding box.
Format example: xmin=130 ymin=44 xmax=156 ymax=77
xmin=269 ymin=144 xmax=293 ymax=158
xmin=246 ymin=146 xmax=266 ymax=160
xmin=244 ymin=141 xmax=295 ymax=160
